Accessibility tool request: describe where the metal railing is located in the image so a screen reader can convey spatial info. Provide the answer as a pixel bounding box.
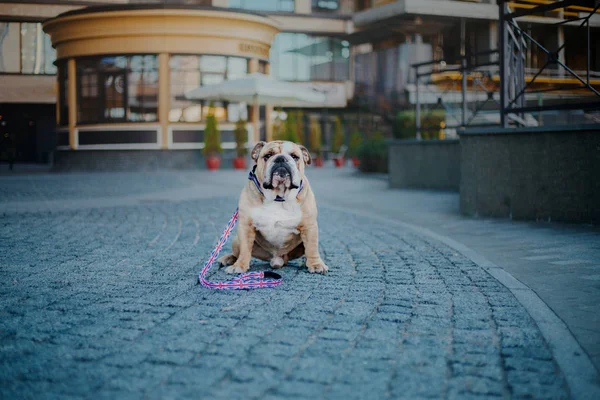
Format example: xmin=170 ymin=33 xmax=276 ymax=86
xmin=412 ymin=50 xmax=501 ymax=139
xmin=498 ymin=0 xmax=600 ymax=127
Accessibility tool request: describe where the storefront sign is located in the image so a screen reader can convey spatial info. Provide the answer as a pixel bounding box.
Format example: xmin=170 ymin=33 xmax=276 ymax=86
xmin=239 ymin=43 xmax=270 ymax=59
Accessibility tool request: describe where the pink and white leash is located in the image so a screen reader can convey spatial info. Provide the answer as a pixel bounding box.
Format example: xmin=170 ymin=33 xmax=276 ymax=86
xmin=198 ymin=208 xmax=283 ymax=290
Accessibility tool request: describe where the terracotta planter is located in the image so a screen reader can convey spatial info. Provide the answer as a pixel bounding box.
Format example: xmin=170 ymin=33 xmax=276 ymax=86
xmin=313 ymin=157 xmax=324 ymax=168
xmin=333 ymin=157 xmax=345 ymax=168
xmin=351 ymin=157 xmax=360 ymax=167
xmin=205 ymin=156 xmax=221 ymax=171
xmin=233 ymin=157 xmax=246 ymax=170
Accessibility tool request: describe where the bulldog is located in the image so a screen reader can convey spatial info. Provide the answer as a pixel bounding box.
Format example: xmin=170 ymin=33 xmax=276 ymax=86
xmin=218 ymin=140 xmax=328 ymax=275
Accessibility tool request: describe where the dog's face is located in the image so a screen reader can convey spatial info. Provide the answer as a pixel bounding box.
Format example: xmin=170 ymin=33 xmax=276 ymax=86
xmin=251 ymin=141 xmax=312 ymax=194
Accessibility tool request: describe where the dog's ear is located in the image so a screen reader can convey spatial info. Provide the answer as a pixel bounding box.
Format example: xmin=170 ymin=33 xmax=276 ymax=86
xmin=299 ymin=145 xmax=312 ymax=165
xmin=251 ymin=141 xmax=267 ymax=162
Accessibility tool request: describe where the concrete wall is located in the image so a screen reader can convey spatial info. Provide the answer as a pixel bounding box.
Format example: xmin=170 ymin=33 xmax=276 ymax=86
xmin=53 ymin=150 xmax=244 ymax=171
xmin=460 ymin=125 xmax=600 ymax=224
xmin=388 ymin=139 xmax=460 ymax=191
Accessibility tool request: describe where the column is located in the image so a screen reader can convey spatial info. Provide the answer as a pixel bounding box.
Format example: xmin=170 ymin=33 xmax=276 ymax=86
xmin=158 ymin=53 xmax=170 ymax=150
xmin=489 ymin=21 xmax=498 ymax=62
xmin=264 ymin=62 xmax=273 ymax=142
xmin=67 ymin=58 xmax=77 ymax=150
xmin=557 ymin=26 xmax=565 ymax=77
xmin=55 ymin=80 xmax=60 ymax=126
xmin=248 ymin=58 xmax=260 ymax=143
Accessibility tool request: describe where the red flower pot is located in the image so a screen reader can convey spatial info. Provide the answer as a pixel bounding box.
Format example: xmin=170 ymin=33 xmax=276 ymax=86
xmin=206 ymin=156 xmax=221 ymax=171
xmin=233 ymin=157 xmax=246 ymax=170
xmin=333 ymin=157 xmax=345 ymax=168
xmin=351 ymin=157 xmax=360 ymax=167
xmin=313 ymin=157 xmax=324 ymax=168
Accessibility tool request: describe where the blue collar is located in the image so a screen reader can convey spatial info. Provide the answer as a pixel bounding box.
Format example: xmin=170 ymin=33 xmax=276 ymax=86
xmin=248 ymin=166 xmax=303 ymax=202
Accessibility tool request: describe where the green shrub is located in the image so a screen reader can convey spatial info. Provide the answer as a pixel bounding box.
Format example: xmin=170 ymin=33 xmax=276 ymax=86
xmin=203 ymin=104 xmax=222 ymax=156
xmin=347 ymin=130 xmax=362 ymax=158
xmin=331 ymin=116 xmax=345 ymax=154
xmin=295 ymin=110 xmax=305 ymax=145
xmin=393 ymin=112 xmax=416 ymax=139
xmin=358 ymin=132 xmax=388 ymax=173
xmin=393 ymin=110 xmax=446 ymax=140
xmin=284 ymin=110 xmax=300 ymax=143
xmin=234 ymin=119 xmax=248 ymax=157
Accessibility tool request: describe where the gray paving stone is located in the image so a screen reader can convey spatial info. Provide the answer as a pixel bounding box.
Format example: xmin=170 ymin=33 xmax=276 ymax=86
xmin=0 ymin=173 xmax=573 ymax=399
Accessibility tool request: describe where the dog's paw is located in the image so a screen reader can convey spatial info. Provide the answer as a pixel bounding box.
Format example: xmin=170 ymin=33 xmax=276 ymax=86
xmin=218 ymin=254 xmax=237 ymax=267
xmin=307 ymin=260 xmax=329 ymax=274
xmin=225 ymin=262 xmax=249 ymax=274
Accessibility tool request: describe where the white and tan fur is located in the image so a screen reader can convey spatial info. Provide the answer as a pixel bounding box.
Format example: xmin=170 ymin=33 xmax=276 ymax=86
xmin=218 ymin=140 xmax=328 ymax=274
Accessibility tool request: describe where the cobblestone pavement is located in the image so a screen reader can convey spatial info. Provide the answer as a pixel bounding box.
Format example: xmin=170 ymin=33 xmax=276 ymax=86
xmin=0 ymin=172 xmax=574 ymax=399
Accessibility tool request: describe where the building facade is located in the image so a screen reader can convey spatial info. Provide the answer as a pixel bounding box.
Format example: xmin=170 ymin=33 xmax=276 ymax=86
xmin=0 ymin=0 xmax=598 ymax=165
xmin=0 ymin=0 xmax=353 ymax=164
xmin=350 ymin=0 xmax=600 ymax=130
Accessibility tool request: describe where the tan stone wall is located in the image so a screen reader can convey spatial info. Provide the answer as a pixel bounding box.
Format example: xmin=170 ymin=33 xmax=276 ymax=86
xmin=0 ymin=75 xmax=56 ymax=104
xmin=43 ymin=9 xmax=280 ymax=61
xmin=0 ymin=3 xmax=80 ymax=19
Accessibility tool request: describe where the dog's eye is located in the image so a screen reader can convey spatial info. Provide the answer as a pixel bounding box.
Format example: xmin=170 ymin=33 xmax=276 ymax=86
xmin=263 ymin=154 xmax=271 ymax=161
xmin=291 ymin=154 xmax=300 ymax=161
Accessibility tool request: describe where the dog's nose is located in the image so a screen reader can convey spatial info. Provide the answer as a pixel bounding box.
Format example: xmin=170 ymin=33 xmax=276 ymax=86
xmin=273 ymin=155 xmax=286 ymax=164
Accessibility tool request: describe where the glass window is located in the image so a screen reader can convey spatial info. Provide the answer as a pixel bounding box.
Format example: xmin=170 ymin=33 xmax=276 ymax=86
xmin=0 ymin=22 xmax=20 ymax=73
xmin=228 ymin=57 xmax=248 ymax=80
xmin=312 ymin=0 xmax=339 ymax=11
xmin=76 ymin=55 xmax=158 ymax=124
xmin=0 ymin=22 xmax=56 ymax=75
xmin=169 ymin=55 xmax=248 ymax=123
xmin=270 ymin=33 xmax=350 ymax=81
xmin=129 ymin=55 xmax=158 ymax=122
xmin=229 ymin=0 xmax=295 ymax=12
xmin=200 ymin=55 xmax=226 ymax=73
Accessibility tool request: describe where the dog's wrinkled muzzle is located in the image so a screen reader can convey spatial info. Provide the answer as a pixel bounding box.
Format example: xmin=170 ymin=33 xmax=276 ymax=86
xmin=264 ymin=163 xmax=293 ymax=190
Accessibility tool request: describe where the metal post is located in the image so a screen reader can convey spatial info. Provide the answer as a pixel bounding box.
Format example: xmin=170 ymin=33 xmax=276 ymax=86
xmin=499 ymin=1 xmax=508 ymax=128
xmin=415 ymin=67 xmax=421 ymax=140
xmin=461 ymin=18 xmax=467 ymax=127
xmin=587 ymin=19 xmax=590 ymax=86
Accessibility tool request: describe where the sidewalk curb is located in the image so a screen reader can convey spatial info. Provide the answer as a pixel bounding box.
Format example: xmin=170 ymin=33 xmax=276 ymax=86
xmin=322 ymin=204 xmax=600 ymax=400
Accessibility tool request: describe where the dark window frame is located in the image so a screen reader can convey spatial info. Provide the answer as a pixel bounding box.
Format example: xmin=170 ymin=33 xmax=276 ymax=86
xmin=229 ymin=0 xmax=295 ymax=12
xmin=312 ymin=0 xmax=339 ymax=12
xmin=75 ymin=54 xmax=159 ymax=125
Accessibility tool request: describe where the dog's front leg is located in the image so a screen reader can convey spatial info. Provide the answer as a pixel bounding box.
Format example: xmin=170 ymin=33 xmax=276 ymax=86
xmin=225 ymin=217 xmax=255 ymax=274
xmin=300 ymin=222 xmax=328 ymax=274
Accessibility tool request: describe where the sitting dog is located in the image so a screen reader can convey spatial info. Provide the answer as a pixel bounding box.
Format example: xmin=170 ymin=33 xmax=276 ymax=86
xmin=218 ymin=140 xmax=328 ymax=275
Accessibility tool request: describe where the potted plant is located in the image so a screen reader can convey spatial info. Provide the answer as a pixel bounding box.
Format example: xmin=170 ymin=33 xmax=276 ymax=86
xmin=308 ymin=115 xmax=323 ymax=167
xmin=348 ymin=129 xmax=362 ymax=167
xmin=233 ymin=119 xmax=248 ymax=170
xmin=272 ymin=108 xmax=286 ymax=141
xmin=284 ymin=110 xmax=300 ymax=143
xmin=203 ymin=103 xmax=222 ymax=170
xmin=331 ymin=116 xmax=345 ymax=167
